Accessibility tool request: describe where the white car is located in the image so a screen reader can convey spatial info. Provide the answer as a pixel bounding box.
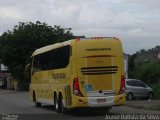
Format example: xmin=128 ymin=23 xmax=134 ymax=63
xmin=125 ymin=79 xmax=153 ymax=100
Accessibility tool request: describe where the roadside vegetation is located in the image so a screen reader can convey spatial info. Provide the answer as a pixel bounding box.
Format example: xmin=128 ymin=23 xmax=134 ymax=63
xmin=152 ymin=85 xmax=160 ymax=99
xmin=0 ymin=21 xmax=74 ymax=90
xmin=128 ymin=47 xmax=160 ymax=99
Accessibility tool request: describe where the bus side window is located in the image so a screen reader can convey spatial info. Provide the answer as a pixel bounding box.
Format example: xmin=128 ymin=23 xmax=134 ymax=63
xmin=56 ymin=45 xmax=70 ymax=68
xmin=49 ymin=45 xmax=70 ymax=70
xmin=39 ymin=53 xmax=50 ymax=70
xmin=32 ymin=45 xmax=71 ymax=72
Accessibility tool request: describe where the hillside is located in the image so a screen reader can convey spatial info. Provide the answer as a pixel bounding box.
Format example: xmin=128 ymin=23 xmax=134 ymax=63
xmin=134 ymin=46 xmax=160 ymax=64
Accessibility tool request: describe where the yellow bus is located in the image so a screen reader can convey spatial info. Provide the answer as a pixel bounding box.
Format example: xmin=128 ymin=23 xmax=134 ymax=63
xmin=30 ymin=37 xmax=126 ymax=113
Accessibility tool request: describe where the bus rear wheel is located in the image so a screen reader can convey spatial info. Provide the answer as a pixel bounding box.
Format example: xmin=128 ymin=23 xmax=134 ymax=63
xmin=35 ymin=102 xmax=41 ymax=107
xmin=55 ymin=95 xmax=68 ymax=114
xmin=60 ymin=98 xmax=68 ymax=114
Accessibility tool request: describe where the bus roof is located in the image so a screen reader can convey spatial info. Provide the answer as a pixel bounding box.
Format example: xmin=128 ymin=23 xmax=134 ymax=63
xmin=32 ymin=40 xmax=72 ymax=56
xmin=32 ymin=37 xmax=120 ymax=56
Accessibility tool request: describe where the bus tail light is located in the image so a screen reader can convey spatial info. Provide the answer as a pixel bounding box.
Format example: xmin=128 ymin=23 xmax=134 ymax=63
xmin=118 ymin=75 xmax=125 ymax=95
xmin=73 ymin=78 xmax=83 ymax=97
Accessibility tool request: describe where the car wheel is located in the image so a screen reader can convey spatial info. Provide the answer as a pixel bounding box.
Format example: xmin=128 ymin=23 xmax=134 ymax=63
xmin=148 ymin=92 xmax=153 ymax=99
xmin=127 ymin=93 xmax=133 ymax=101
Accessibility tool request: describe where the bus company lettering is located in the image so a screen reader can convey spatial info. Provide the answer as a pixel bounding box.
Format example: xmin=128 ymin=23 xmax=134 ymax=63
xmin=52 ymin=73 xmax=66 ymax=80
xmin=86 ymin=48 xmax=111 ymax=51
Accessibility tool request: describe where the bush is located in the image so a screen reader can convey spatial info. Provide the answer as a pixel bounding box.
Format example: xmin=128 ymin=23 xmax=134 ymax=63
xmin=152 ymin=84 xmax=160 ymax=99
xmin=130 ymin=63 xmax=160 ymax=85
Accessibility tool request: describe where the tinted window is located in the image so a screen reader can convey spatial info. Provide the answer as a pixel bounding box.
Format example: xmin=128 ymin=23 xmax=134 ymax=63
xmin=33 ymin=55 xmax=39 ymax=69
xmin=33 ymin=45 xmax=70 ymax=72
xmin=126 ymin=81 xmax=132 ymax=86
xmin=135 ymin=81 xmax=146 ymax=87
xmin=126 ymin=80 xmax=136 ymax=86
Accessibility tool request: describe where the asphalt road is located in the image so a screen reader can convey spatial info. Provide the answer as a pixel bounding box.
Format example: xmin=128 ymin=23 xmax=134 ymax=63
xmin=0 ymin=90 xmax=160 ymax=120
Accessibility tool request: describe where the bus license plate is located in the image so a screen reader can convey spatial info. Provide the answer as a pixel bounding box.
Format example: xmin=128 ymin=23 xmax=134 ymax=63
xmin=97 ymin=98 xmax=106 ymax=103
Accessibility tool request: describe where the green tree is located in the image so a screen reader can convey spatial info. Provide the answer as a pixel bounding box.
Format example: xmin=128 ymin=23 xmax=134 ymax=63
xmin=130 ymin=62 xmax=160 ymax=84
xmin=0 ymin=21 xmax=73 ymax=90
xmin=128 ymin=53 xmax=137 ymax=78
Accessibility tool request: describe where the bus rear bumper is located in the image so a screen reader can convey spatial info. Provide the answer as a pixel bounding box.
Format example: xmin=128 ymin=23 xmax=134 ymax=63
xmin=87 ymin=96 xmax=114 ymax=107
xmin=72 ymin=94 xmax=125 ymax=108
xmin=73 ymin=96 xmax=113 ymax=108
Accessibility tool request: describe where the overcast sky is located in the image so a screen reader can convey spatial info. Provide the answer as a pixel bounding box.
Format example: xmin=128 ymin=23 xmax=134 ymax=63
xmin=0 ymin=0 xmax=160 ymax=54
